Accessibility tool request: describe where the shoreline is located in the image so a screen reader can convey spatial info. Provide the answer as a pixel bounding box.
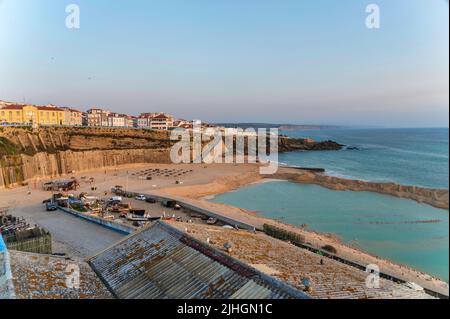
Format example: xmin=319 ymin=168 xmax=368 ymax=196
xmin=150 ymin=164 xmax=449 ymax=295
xmin=272 ymin=167 xmax=449 ymax=210
xmin=1 ymin=162 xmax=448 ymax=296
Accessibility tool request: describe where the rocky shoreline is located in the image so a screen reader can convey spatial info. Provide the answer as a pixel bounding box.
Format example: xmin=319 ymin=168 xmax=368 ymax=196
xmin=278 ymin=136 xmax=344 ymax=152
xmin=272 ymin=167 xmax=449 ymax=210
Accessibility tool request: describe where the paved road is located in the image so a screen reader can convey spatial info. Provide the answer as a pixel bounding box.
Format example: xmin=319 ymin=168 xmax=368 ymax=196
xmin=8 ymin=203 xmax=125 ymax=259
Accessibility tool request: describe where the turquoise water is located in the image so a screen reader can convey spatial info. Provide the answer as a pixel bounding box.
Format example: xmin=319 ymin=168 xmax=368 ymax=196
xmin=279 ymin=128 xmax=449 ymax=189
xmin=211 ymin=181 xmax=449 ymax=282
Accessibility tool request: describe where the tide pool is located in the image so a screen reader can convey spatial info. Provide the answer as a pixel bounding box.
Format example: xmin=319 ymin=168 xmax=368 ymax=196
xmin=211 ymin=181 xmax=449 ymax=282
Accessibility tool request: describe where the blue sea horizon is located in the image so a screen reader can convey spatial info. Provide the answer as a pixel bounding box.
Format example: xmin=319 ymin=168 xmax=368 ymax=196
xmin=279 ymin=127 xmax=449 ymax=189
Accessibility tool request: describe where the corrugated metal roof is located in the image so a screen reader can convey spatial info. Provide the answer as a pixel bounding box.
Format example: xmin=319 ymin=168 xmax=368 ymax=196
xmin=88 ymin=221 xmax=310 ymax=299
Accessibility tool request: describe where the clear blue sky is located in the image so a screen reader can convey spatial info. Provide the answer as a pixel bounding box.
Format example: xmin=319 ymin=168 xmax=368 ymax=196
xmin=0 ymin=0 xmax=448 ymax=127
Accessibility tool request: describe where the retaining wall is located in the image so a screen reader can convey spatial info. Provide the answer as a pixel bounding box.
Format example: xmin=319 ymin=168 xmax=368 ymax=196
xmin=57 ymin=207 xmax=136 ymax=235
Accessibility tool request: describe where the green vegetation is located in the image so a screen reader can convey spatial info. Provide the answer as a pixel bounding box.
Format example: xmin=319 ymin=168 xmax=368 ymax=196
xmin=263 ymin=224 xmax=305 ymax=245
xmin=0 ymin=136 xmax=19 ymax=155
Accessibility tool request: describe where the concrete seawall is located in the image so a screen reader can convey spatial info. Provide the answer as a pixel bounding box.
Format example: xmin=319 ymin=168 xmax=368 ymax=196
xmin=57 ymin=207 xmax=136 ymax=235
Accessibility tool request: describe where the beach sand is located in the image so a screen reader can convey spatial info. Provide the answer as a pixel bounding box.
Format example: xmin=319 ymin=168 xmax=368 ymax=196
xmin=0 ymin=162 xmax=448 ymax=296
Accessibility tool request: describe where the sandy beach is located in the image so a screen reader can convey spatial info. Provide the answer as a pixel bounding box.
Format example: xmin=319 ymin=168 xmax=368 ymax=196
xmin=0 ymin=162 xmax=448 ymax=296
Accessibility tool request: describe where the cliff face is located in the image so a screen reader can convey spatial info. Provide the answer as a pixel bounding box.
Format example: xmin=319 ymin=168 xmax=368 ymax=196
xmin=0 ymin=149 xmax=171 ymax=189
xmin=0 ymin=127 xmax=173 ymax=189
xmin=0 ymin=126 xmax=173 ymax=154
xmin=0 ymin=126 xmax=344 ymax=189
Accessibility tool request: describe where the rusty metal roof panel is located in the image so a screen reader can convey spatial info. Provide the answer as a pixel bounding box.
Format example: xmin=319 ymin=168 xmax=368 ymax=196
xmin=88 ymin=222 xmax=310 ymax=299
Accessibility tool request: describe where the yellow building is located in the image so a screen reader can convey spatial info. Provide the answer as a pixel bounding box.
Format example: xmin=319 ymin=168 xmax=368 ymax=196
xmin=0 ymin=105 xmax=65 ymax=126
xmin=61 ymin=107 xmax=84 ymax=126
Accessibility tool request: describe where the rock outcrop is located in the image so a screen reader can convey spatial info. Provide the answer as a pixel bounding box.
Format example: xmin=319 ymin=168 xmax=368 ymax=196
xmin=278 ymin=137 xmax=344 ymax=152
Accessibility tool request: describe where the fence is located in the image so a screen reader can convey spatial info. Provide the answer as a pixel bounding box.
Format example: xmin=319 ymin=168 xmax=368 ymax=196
xmin=6 ymin=234 xmax=52 ymax=255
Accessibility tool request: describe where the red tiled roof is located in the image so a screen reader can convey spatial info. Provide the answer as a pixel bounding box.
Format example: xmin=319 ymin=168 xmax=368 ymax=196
xmin=153 ymin=114 xmax=168 ymax=119
xmin=61 ymin=107 xmax=83 ymax=113
xmin=37 ymin=106 xmax=63 ymax=112
xmin=1 ymin=105 xmax=24 ymax=110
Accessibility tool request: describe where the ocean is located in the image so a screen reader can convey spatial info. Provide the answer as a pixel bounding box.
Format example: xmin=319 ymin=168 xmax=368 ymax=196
xmin=210 ymin=128 xmax=449 ymax=281
xmin=279 ymin=128 xmax=449 ymax=189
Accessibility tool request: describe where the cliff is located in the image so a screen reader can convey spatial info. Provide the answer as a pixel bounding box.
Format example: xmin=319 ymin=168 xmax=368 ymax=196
xmin=0 ymin=126 xmax=343 ymax=189
xmin=0 ymin=127 xmax=173 ymax=188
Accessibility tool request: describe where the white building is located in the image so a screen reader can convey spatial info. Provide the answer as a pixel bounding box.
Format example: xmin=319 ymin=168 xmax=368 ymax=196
xmin=107 ymin=113 xmax=126 ymax=127
xmin=86 ymin=108 xmax=110 ymax=127
xmin=150 ymin=113 xmax=173 ymax=130
xmin=137 ymin=113 xmax=174 ymax=130
xmin=137 ymin=116 xmax=151 ymax=129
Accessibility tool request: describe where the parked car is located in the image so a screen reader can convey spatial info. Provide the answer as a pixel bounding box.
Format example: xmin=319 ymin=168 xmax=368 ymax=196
xmin=46 ymin=202 xmax=58 ymax=211
xmin=135 ymin=195 xmax=146 ymax=201
xmin=145 ymin=197 xmax=157 ymax=204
